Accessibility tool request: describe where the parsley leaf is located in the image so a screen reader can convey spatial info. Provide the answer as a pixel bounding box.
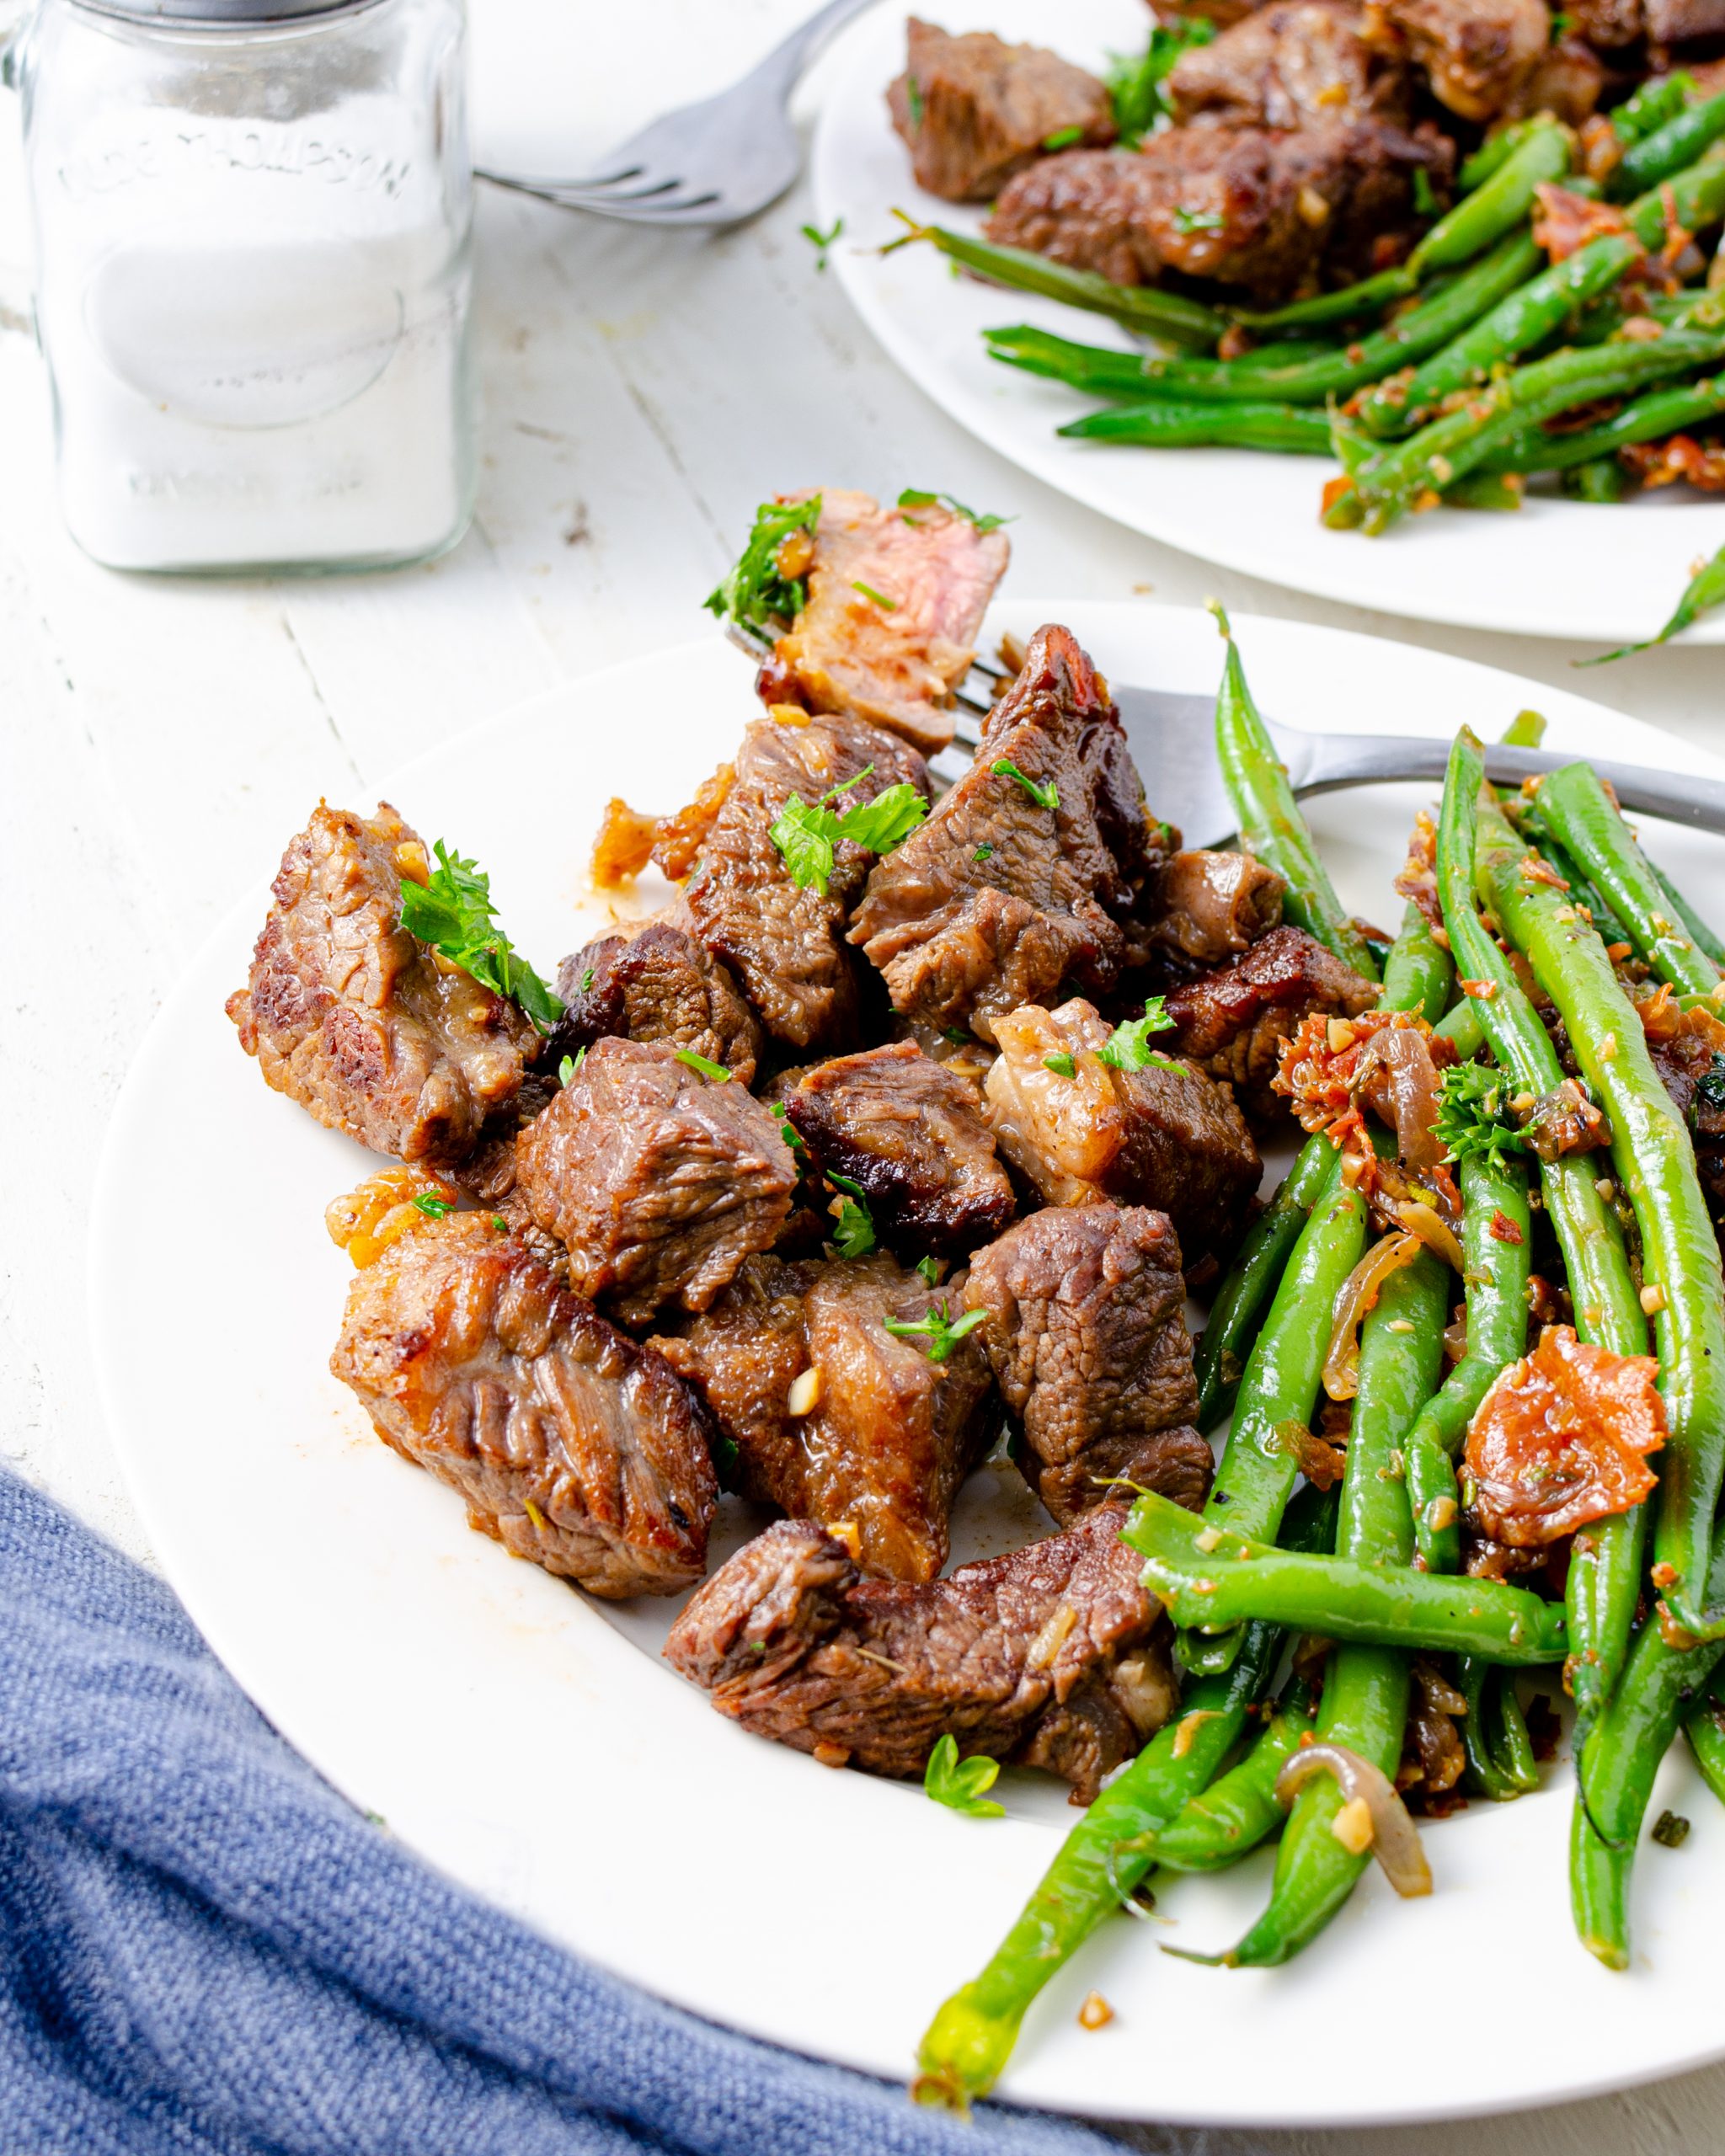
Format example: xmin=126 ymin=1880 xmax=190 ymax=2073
xmin=1171 ymin=205 xmax=1226 ymax=234
xmin=800 ymin=216 xmax=843 ymax=269
xmin=992 ymin=758 xmax=1059 ymax=812
xmin=923 ymin=1732 xmax=1005 ymax=1817
xmin=1044 ymin=1052 xmax=1077 ymax=1079
xmin=1096 ymin=996 xmax=1177 ymax=1072
xmin=836 ymin=779 xmax=927 ymax=855
xmin=825 ymin=1169 xmax=876 ymax=1258
xmin=1434 ymin=1060 xmax=1529 ymax=1173
xmin=411 ymin=1192 xmax=453 ymax=1219
xmin=1043 ymin=123 xmax=1085 ymax=150
xmin=905 ymin=73 xmax=924 ymax=128
xmin=577 ymin=966 xmax=596 ymax=994
xmin=398 ymin=843 xmax=564 ymax=1033
xmin=491 ymin=1214 xmax=509 ymax=1233
xmin=1413 ymin=167 xmax=1439 ymax=218
xmin=851 ymin=579 xmax=896 ymax=610
xmin=770 ymin=767 xmax=928 ymax=894
xmin=704 ymin=495 xmax=822 ymax=638
xmin=1106 ymin=16 xmax=1215 ymax=147
xmin=916 ymin=1255 xmax=943 ymax=1287
xmin=897 ymin=488 xmax=1014 ymax=536
xmin=884 ymin=1298 xmax=985 ymax=1363
xmin=558 ymin=1049 xmax=585 ymax=1086
xmin=770 ymin=1100 xmax=808 ymax=1153
xmin=942 ymin=1026 xmax=970 ymax=1044
xmin=675 ymin=1049 xmax=731 ymax=1082
xmin=974 ymin=841 xmax=995 ymax=862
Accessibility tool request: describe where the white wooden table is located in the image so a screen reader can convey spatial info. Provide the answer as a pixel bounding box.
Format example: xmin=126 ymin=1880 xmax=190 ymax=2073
xmin=3 ymin=3 xmax=1724 ymax=2146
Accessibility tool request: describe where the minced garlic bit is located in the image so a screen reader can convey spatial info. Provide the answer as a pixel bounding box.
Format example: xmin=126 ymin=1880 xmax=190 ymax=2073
xmin=1512 ymin=1092 xmax=1535 ymax=1114
xmin=1332 ymin=1796 xmax=1375 ymax=1855
xmin=1429 ymin=1496 xmax=1459 ymax=1532
xmin=1025 ymin=1602 xmax=1079 ymax=1672
xmin=1327 ymin=1017 xmax=1359 ymax=1053
xmin=1599 ymin=1033 xmax=1619 ymax=1062
xmin=1194 ymin=1525 xmax=1224 ymax=1553
xmin=787 ymin=1367 xmax=824 ymax=1417
xmin=813 ymin=1742 xmax=852 ymax=1769
xmin=524 ymin=1497 xmax=547 ymax=1531
xmin=1595 ymin=1177 xmax=1616 ymax=1200
xmin=1172 ymin=1709 xmax=1220 ymax=1759
xmin=1077 ymin=1992 xmax=1115 ymax=2031
xmin=1641 ymin=1283 xmax=1667 ymax=1316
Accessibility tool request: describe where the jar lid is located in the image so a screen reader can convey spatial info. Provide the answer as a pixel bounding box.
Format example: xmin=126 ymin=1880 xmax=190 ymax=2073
xmin=74 ymin=0 xmax=377 ymax=24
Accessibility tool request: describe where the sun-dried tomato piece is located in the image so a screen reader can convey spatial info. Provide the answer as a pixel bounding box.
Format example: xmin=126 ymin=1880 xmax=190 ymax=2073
xmin=1394 ymin=810 xmax=1444 ymax=937
xmin=651 ymin=761 xmax=735 ymax=883
xmin=1464 ymin=1324 xmax=1666 ymax=1547
xmin=1621 ymin=434 xmax=1725 ymax=494
xmin=1532 ymin=182 xmax=1634 ymax=264
xmin=590 ymin=797 xmax=660 ymax=888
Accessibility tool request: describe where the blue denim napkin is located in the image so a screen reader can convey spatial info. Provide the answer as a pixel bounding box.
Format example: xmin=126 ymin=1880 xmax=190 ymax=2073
xmin=0 ymin=1466 xmax=1140 ymax=2156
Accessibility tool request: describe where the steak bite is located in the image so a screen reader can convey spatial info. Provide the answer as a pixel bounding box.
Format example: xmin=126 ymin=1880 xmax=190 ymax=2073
xmin=1165 ymin=922 xmax=1377 ymax=1123
xmin=545 ymin=920 xmax=763 ymax=1091
xmin=1167 ymin=1 xmax=1411 ymax=129
xmin=771 ymin=489 xmax=1010 ymax=755
xmin=512 ymin=1037 xmax=797 ymax=1326
xmin=888 ymin=17 xmax=1116 ymax=204
xmin=784 ymin=1041 xmax=1016 ymax=1254
xmin=1375 ymin=0 xmax=1550 ymax=120
xmin=683 ymin=709 xmax=930 ymax=1052
xmin=964 ymin=1204 xmax=1210 ymax=1528
xmin=849 ymin=623 xmax=1164 ymax=1043
xmin=1149 ymin=848 xmax=1285 ymax=967
xmin=983 ymin=998 xmax=1261 ymax=1265
xmin=652 ymin=1251 xmax=995 ymax=1583
xmin=331 ymin=1213 xmax=718 ymax=1598
xmin=665 ymin=1502 xmax=1178 ymax=1803
xmin=227 ymin=802 xmax=537 ymax=1166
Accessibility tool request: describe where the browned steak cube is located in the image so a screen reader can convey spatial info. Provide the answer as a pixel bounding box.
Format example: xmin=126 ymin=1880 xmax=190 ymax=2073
xmin=330 ymin=1214 xmax=718 ymax=1598
xmin=1375 ymin=0 xmax=1549 ymax=120
xmin=784 ymin=1041 xmax=1016 ymax=1254
xmin=1167 ymin=1 xmax=1411 ymax=129
xmin=1166 ymin=922 xmax=1376 ymax=1123
xmin=849 ymin=623 xmax=1164 ymax=1043
xmin=512 ymin=1037 xmax=797 ymax=1326
xmin=651 ymin=1251 xmax=995 ymax=1583
xmin=227 ymin=802 xmax=537 ymax=1166
xmin=546 ymin=919 xmax=763 ymax=1090
xmin=771 ymin=488 xmax=1011 ymax=754
xmin=964 ymin=1204 xmax=1211 ymax=1526
xmin=683 ymin=711 xmax=930 ymax=1053
xmin=983 ymin=998 xmax=1261 ymax=1265
xmin=1149 ymin=848 xmax=1285 ymax=967
xmin=664 ymin=1502 xmax=1177 ymax=1803
xmin=887 ymin=17 xmax=1115 ymax=203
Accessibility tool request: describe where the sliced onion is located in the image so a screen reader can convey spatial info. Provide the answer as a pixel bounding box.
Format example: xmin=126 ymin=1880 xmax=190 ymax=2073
xmin=1324 ymin=1232 xmax=1423 ymax=1401
xmin=1376 ymin=1024 xmax=1448 ymax=1175
xmin=1396 ymin=1200 xmax=1466 ymax=1274
xmin=1275 ymin=1742 xmax=1433 ymax=1898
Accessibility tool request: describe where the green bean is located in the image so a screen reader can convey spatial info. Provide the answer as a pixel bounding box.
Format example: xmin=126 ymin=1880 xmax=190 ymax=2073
xmin=1356 ymin=232 xmax=1643 ymax=438
xmin=1479 ymin=792 xmax=1725 ymax=1638
xmin=1625 ymin=142 xmax=1725 ymax=246
xmin=1459 ymin=119 xmax=1541 ymax=195
xmin=1562 ymin=457 xmax=1633 ymax=502
xmin=1444 ymin=470 xmax=1525 ymax=510
xmin=1458 ymin=1657 xmax=1540 ymax=1799
xmin=1501 ymin=710 xmax=1546 ymax=746
xmin=1523 ymin=819 xmax=1631 ymax=947
xmin=1611 ymin=89 xmax=1725 ymax=200
xmin=912 ymin=1483 xmax=1338 ymax=2108
xmin=1535 ymin=762 xmax=1720 ymax=993
xmin=1057 ymin=400 xmax=1333 ymax=452
xmin=1194 ymin=1137 xmax=1340 ymax=1431
xmin=1212 ymin=601 xmax=1380 ymax=976
xmin=1407 ymin=1152 xmax=1531 ymax=1575
xmin=1582 ymin=536 xmax=1725 ymax=664
xmin=1572 ymin=1798 xmax=1632 ymax=1970
xmin=1580 ymin=1617 xmax=1725 ymax=1850
xmin=1126 ymin=1491 xmax=1569 ymax=1662
xmin=1226 ymin=1254 xmax=1446 ymax=1966
xmin=1681 ymin=1665 xmax=1725 ymax=1807
xmin=1381 ymin=894 xmax=1457 ymax=1022
xmin=1652 ymin=860 xmax=1725 ymax=967
xmin=1333 ymin=315 xmax=1725 ymax=534
xmin=1614 ymin=73 xmax=1696 ymax=149
xmin=1155 ymin=1684 xmax=1318 ymax=1871
xmin=1482 ymin=373 xmax=1725 ymax=476
xmin=885 ymin=216 xmax=1224 ymax=349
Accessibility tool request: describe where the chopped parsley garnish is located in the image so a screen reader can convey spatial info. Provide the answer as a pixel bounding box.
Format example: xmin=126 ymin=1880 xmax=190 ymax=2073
xmin=884 ymin=1299 xmax=985 ymax=1363
xmin=558 ymin=1049 xmax=585 ymax=1086
xmin=992 ymin=758 xmax=1058 ymax=811
xmin=578 ymin=966 xmax=596 ymax=993
xmin=923 ymin=1732 xmax=1004 ymax=1817
xmin=1106 ymin=16 xmax=1215 ymax=147
xmin=974 ymin=842 xmax=995 ymax=862
xmin=770 ymin=764 xmax=928 ymax=894
xmin=1044 ymin=1052 xmax=1077 ymax=1079
xmin=398 ymin=842 xmax=564 ymax=1033
xmin=703 ymin=494 xmax=822 ymax=638
xmin=675 ymin=1049 xmax=731 ymax=1082
xmin=898 ymin=488 xmax=1013 ymax=536
xmin=1043 ymin=124 xmax=1085 ymax=150
xmin=491 ymin=1214 xmax=508 ymax=1234
xmin=799 ymin=216 xmax=843 ymax=269
xmin=1434 ymin=1059 xmax=1529 ymax=1173
xmin=1413 ymin=167 xmax=1439 ymax=218
xmin=916 ymin=1255 xmax=943 ymax=1287
xmin=905 ymin=73 xmax=925 ymax=128
xmin=1695 ymin=1051 xmax=1725 ymax=1124
xmin=1653 ymin=1809 xmax=1691 ymax=1847
xmin=410 ymin=1192 xmax=454 ymax=1219
xmin=851 ymin=579 xmax=897 ymax=611
xmin=1097 ymin=996 xmax=1177 ymax=1073
xmin=942 ymin=1025 xmax=970 ymax=1044
xmin=1549 ymin=8 xmax=1573 ymax=34
xmin=1171 ymin=205 xmax=1226 ymax=234
xmin=771 ymin=1100 xmax=807 ymax=1153
xmin=825 ymin=1169 xmax=876 ymax=1258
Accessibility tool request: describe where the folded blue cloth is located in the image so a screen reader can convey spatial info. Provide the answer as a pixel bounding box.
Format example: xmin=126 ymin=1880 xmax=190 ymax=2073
xmin=0 ymin=1467 xmax=1140 ymax=2156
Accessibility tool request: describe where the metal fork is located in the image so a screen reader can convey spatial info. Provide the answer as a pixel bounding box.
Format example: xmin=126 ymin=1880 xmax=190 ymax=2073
xmin=477 ymin=0 xmax=877 ymax=227
xmin=727 ymin=626 xmax=1725 ymax=846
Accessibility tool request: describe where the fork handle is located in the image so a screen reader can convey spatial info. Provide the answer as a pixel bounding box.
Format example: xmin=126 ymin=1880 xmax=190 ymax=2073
xmin=747 ymin=0 xmax=879 ymax=90
xmin=1294 ymin=735 xmax=1725 ymax=838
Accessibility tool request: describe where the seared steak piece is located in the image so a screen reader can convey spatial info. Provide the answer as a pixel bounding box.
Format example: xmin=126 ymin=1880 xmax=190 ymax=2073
xmin=1375 ymin=0 xmax=1549 ymax=120
xmin=544 ymin=920 xmax=763 ymax=1090
xmin=513 ymin=1037 xmax=797 ymax=1326
xmin=227 ymin=802 xmax=537 ymax=1166
xmin=849 ymin=623 xmax=1164 ymax=1043
xmin=684 ymin=709 xmax=929 ymax=1052
xmin=331 ymin=1214 xmax=718 ymax=1598
xmin=985 ymin=124 xmax=1450 ymax=302
xmin=1166 ymin=922 xmax=1376 ymax=1123
xmin=771 ymin=489 xmax=1010 ymax=755
xmin=965 ymin=1204 xmax=1210 ymax=1527
xmin=785 ymin=1041 xmax=1015 ymax=1254
xmin=665 ymin=1502 xmax=1177 ymax=1803
xmin=983 ymin=998 xmax=1261 ymax=1265
xmin=652 ymin=1251 xmax=995 ymax=1583
xmin=1505 ymin=35 xmax=1603 ymax=123
xmin=887 ymin=17 xmax=1115 ymax=203
xmin=1168 ymin=2 xmax=1411 ymax=129
xmin=1149 ymin=849 xmax=1285 ymax=967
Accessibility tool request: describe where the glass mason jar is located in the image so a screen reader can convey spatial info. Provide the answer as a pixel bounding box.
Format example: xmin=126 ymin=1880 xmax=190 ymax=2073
xmin=13 ymin=0 xmax=475 ymax=574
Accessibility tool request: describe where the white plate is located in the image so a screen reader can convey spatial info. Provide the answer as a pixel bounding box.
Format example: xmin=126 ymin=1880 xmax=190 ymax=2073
xmin=813 ymin=0 xmax=1725 ymax=646
xmin=91 ymin=602 xmax=1725 ymax=2128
